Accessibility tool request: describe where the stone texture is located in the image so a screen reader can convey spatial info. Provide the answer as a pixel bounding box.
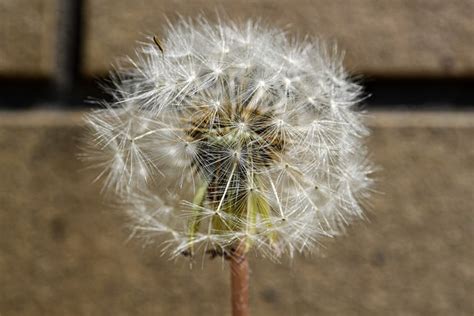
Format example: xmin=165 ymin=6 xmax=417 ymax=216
xmin=0 ymin=111 xmax=473 ymax=315
xmin=0 ymin=0 xmax=57 ymax=77
xmin=83 ymin=0 xmax=474 ymax=77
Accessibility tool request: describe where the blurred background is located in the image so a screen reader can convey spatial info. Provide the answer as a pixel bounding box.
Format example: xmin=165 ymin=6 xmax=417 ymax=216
xmin=0 ymin=0 xmax=473 ymax=315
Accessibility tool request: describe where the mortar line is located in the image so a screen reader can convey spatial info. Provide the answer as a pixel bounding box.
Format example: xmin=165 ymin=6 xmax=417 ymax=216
xmin=55 ymin=0 xmax=84 ymax=106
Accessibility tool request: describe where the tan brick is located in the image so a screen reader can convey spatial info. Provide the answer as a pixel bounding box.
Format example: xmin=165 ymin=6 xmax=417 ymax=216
xmin=83 ymin=0 xmax=474 ymax=77
xmin=0 ymin=0 xmax=57 ymax=77
xmin=0 ymin=111 xmax=473 ymax=315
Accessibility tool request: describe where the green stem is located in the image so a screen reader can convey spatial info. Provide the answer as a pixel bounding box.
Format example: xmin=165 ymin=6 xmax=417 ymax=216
xmin=245 ymin=189 xmax=258 ymax=251
xmin=187 ymin=181 xmax=208 ymax=254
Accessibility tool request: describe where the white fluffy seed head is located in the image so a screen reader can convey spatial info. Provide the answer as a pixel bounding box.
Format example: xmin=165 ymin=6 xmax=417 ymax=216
xmin=83 ymin=16 xmax=374 ymax=260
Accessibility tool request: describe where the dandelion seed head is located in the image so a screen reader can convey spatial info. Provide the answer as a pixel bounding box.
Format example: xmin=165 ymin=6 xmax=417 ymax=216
xmin=84 ymin=16 xmax=374 ymax=260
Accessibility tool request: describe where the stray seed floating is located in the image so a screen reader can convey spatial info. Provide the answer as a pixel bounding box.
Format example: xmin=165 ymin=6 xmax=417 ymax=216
xmin=153 ymin=36 xmax=164 ymax=54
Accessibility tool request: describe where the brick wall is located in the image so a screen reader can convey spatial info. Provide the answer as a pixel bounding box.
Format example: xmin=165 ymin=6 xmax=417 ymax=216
xmin=2 ymin=0 xmax=474 ymax=78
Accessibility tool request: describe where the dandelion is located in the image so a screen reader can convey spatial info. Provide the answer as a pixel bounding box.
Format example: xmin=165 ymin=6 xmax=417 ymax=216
xmin=83 ymin=16 xmax=374 ymax=316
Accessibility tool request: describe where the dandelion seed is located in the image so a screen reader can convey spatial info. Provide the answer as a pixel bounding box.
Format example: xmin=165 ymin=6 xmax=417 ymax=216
xmin=83 ymin=16 xmax=374 ymax=263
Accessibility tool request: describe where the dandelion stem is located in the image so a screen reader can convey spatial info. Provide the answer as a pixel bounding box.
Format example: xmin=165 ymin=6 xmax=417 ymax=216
xmin=245 ymin=189 xmax=257 ymax=251
xmin=230 ymin=243 xmax=250 ymax=316
xmin=187 ymin=181 xmax=208 ymax=254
